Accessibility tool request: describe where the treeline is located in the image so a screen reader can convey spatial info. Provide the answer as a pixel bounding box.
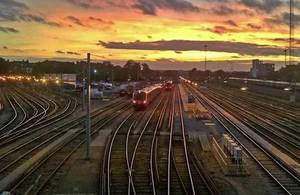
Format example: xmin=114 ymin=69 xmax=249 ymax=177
xmin=188 ymin=66 xmax=300 ymax=82
xmin=268 ymin=65 xmax=300 ymax=82
xmin=1 ymin=57 xmax=299 ymax=82
xmin=187 ymin=68 xmax=248 ymax=82
xmin=0 ymin=58 xmax=176 ymax=82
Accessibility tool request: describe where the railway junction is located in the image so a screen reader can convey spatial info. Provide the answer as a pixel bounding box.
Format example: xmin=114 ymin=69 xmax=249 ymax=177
xmin=0 ymin=76 xmax=299 ymax=195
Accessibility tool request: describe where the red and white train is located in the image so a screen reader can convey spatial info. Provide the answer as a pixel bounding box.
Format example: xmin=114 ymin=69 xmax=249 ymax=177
xmin=132 ymin=84 xmax=162 ymax=110
xmin=163 ymin=81 xmax=173 ymax=91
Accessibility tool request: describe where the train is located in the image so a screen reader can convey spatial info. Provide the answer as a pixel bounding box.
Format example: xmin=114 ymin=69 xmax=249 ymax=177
xmin=163 ymin=81 xmax=173 ymax=91
xmin=228 ymin=77 xmax=300 ymax=90
xmin=132 ymin=84 xmax=162 ymax=110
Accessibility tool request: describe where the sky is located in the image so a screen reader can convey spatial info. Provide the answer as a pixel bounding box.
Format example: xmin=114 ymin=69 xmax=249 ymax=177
xmin=0 ymin=0 xmax=299 ymax=71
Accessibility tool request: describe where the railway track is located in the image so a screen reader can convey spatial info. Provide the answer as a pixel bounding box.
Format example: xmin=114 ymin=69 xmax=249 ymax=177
xmin=167 ymin=86 xmax=217 ymax=195
xmin=0 ymin=91 xmax=27 ymax=135
xmin=150 ymin=92 xmax=169 ymax=194
xmin=207 ymin=88 xmax=300 ymax=135
xmin=0 ymin=97 xmax=76 ymax=148
xmin=187 ymin=83 xmax=300 ymax=195
xmin=0 ymin=86 xmax=68 ymax=137
xmin=103 ymin=92 xmax=168 ymax=195
xmin=200 ymin=89 xmax=300 ymax=163
xmin=0 ymin=100 xmax=129 ymax=182
xmin=210 ymin=86 xmax=300 ymax=121
xmin=170 ymin=87 xmax=195 ymax=194
xmin=0 ymin=101 xmax=132 ymax=194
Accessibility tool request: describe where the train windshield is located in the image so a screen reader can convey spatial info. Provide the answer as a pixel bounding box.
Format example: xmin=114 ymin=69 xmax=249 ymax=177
xmin=133 ymin=92 xmax=146 ymax=100
xmin=165 ymin=83 xmax=172 ymax=87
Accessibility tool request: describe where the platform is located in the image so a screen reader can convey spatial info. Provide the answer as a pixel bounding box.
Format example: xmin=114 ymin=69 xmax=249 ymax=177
xmin=196 ymin=90 xmax=300 ymax=176
xmin=179 ymin=84 xmax=211 ymax=120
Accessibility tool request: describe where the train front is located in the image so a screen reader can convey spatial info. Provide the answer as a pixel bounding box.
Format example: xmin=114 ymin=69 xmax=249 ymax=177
xmin=132 ymin=90 xmax=147 ymax=110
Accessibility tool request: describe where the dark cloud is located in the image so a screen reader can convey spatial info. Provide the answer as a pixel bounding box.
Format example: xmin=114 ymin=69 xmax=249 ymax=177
xmin=66 ymin=16 xmax=85 ymax=26
xmin=225 ymin=20 xmax=238 ymax=27
xmin=0 ymin=0 xmax=60 ymax=27
xmin=282 ymin=12 xmax=300 ymax=26
xmin=267 ymin=38 xmax=300 ymax=46
xmin=19 ymin=14 xmax=61 ymax=27
xmin=56 ymin=50 xmax=80 ymax=55
xmin=264 ymin=12 xmax=300 ymax=26
xmin=211 ymin=5 xmax=234 ymax=15
xmin=89 ymin=17 xmax=114 ymax=25
xmin=247 ymin=23 xmax=261 ymax=30
xmin=133 ymin=0 xmax=200 ymax=15
xmin=207 ymin=25 xmax=239 ymax=34
xmin=56 ymin=50 xmax=65 ymax=54
xmin=0 ymin=26 xmax=19 ymax=33
xmin=240 ymin=0 xmax=283 ymax=13
xmin=66 ymin=51 xmax=80 ymax=55
xmin=0 ymin=0 xmax=29 ymax=10
xmin=133 ymin=2 xmax=156 ymax=15
xmin=98 ymin=40 xmax=300 ymax=57
xmin=65 ymin=0 xmax=102 ymax=9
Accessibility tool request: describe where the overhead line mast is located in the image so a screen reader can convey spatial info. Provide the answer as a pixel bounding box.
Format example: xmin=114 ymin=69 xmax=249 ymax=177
xmin=289 ymin=0 xmax=294 ymax=66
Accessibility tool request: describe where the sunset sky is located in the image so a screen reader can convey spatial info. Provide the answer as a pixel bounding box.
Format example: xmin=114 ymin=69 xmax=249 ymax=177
xmin=0 ymin=0 xmax=299 ymax=71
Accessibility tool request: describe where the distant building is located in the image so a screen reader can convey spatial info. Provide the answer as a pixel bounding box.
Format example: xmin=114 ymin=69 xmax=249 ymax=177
xmin=250 ymin=59 xmax=275 ymax=78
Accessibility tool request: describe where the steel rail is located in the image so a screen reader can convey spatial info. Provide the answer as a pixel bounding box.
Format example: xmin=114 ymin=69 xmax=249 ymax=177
xmin=187 ymin=84 xmax=300 ymax=195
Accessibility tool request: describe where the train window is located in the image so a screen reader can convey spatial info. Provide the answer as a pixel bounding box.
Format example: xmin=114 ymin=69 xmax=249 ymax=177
xmin=133 ymin=92 xmax=146 ymax=100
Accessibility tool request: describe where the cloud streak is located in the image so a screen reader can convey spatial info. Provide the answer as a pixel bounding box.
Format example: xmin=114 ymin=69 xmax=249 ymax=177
xmin=65 ymin=0 xmax=102 ymax=9
xmin=0 ymin=26 xmax=19 ymax=33
xmin=239 ymin=0 xmax=283 ymax=13
xmin=133 ymin=0 xmax=201 ymax=15
xmin=0 ymin=0 xmax=60 ymax=27
xmin=99 ymin=40 xmax=300 ymax=56
xmin=56 ymin=50 xmax=81 ymax=55
xmin=65 ymin=16 xmax=85 ymax=26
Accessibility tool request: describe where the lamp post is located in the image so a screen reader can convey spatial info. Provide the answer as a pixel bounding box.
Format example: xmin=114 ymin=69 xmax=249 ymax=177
xmin=284 ymin=49 xmax=287 ymax=67
xmin=86 ymin=53 xmax=91 ymax=160
xmin=204 ymin=45 xmax=207 ymax=71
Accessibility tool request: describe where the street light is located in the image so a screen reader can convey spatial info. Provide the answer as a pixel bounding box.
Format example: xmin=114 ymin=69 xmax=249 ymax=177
xmin=86 ymin=53 xmax=91 ymax=160
xmin=41 ymin=78 xmax=47 ymax=84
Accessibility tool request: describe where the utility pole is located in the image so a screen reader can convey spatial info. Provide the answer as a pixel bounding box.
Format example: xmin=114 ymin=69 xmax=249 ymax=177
xmin=284 ymin=49 xmax=287 ymax=67
xmin=289 ymin=0 xmax=296 ymax=102
xmin=82 ymin=78 xmax=85 ymax=111
xmin=289 ymin=0 xmax=294 ymax=66
xmin=204 ymin=45 xmax=208 ymax=71
xmin=86 ymin=53 xmax=91 ymax=159
xmin=111 ymin=69 xmax=114 ymax=87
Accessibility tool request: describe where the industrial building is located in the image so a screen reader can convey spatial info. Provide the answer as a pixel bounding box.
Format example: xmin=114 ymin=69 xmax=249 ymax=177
xmin=250 ymin=59 xmax=275 ymax=78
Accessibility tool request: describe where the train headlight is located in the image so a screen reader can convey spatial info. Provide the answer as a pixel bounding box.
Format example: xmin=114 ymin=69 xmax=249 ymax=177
xmin=132 ymin=100 xmax=137 ymax=104
xmin=240 ymin=87 xmax=248 ymax=91
xmin=143 ymin=100 xmax=147 ymax=104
